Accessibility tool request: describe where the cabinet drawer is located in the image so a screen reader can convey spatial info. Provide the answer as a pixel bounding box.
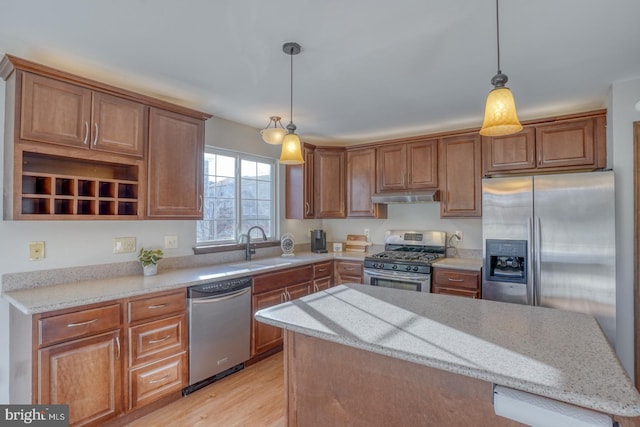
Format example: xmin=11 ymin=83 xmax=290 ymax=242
xmin=335 ymin=261 xmax=362 ymax=276
xmin=253 ymin=265 xmax=313 ymax=294
xmin=313 ymin=262 xmax=332 ymax=279
xmin=433 ymin=268 xmax=479 ymax=290
xmin=128 ymin=352 xmax=187 ymax=410
xmin=128 ymin=291 xmax=186 ymax=323
xmin=39 ymin=303 xmax=121 ymax=347
xmin=128 ymin=314 xmax=187 ymax=367
xmin=433 ymin=286 xmax=479 ymax=299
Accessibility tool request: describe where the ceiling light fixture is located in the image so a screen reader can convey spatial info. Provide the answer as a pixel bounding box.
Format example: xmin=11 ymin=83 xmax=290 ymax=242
xmin=480 ymin=0 xmax=523 ymax=137
xmin=260 ymin=116 xmax=287 ymax=145
xmin=279 ymin=42 xmax=304 ymax=165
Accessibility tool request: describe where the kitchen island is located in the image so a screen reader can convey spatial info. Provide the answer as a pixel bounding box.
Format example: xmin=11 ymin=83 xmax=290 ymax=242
xmin=255 ymin=284 xmax=640 ymax=426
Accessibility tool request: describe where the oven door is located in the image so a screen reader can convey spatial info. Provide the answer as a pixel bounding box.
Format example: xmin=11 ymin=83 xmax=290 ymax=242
xmin=363 ymin=269 xmax=431 ymax=292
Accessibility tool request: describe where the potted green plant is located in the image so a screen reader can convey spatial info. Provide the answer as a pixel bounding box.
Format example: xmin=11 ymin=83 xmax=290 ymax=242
xmin=138 ymin=247 xmax=163 ymax=276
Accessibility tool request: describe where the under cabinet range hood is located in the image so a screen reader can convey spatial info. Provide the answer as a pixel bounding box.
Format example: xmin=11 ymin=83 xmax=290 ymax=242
xmin=371 ymin=190 xmax=440 ymax=204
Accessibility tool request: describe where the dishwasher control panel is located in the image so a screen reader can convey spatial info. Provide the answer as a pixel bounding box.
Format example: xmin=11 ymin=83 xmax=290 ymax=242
xmin=187 ymin=276 xmax=252 ymax=298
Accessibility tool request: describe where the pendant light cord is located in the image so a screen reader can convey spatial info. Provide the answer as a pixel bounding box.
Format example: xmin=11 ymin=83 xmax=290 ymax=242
xmin=289 ymin=46 xmax=294 ymax=125
xmin=495 ymin=0 xmax=501 ymax=74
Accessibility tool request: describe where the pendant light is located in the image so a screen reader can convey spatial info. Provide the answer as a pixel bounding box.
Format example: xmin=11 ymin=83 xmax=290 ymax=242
xmin=260 ymin=116 xmax=287 ymax=145
xmin=279 ymin=42 xmax=304 ymax=164
xmin=480 ymin=0 xmax=523 ymax=137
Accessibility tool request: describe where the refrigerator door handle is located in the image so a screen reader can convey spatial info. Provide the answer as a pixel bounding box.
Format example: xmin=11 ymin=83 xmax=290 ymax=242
xmin=534 ymin=217 xmax=542 ymax=306
xmin=527 ymin=217 xmax=535 ymax=306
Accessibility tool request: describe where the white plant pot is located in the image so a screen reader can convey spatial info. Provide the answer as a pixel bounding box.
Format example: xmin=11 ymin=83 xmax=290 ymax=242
xmin=143 ymin=264 xmax=158 ymax=276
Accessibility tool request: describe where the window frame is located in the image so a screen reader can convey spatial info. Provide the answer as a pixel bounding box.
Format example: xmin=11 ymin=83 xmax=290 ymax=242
xmin=197 ymin=147 xmax=279 ymax=247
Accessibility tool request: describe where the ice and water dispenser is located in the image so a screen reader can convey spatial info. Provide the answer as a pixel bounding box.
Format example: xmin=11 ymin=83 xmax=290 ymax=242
xmin=484 ymin=239 xmax=527 ymax=284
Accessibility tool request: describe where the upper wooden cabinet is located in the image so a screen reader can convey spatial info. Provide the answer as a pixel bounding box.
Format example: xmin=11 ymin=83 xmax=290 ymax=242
xmin=346 ymin=147 xmax=387 ymax=218
xmin=285 ymin=143 xmax=315 ymax=219
xmin=482 ymin=111 xmax=606 ymax=175
xmin=21 ymin=72 xmax=147 ymax=157
xmin=147 ymin=108 xmax=204 ymax=219
xmin=0 ymin=54 xmax=210 ymax=220
xmin=377 ymin=139 xmax=438 ymax=192
xmin=440 ymin=133 xmax=482 ymax=218
xmin=315 ymin=148 xmax=346 ymax=218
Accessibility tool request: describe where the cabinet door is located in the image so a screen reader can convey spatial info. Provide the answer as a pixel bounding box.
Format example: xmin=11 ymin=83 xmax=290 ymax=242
xmin=147 ymin=108 xmax=204 ymax=218
xmin=286 ymin=282 xmax=311 ymax=301
xmin=315 ymin=149 xmax=346 ymax=218
xmin=440 ymin=134 xmax=482 ymax=217
xmin=251 ymin=288 xmax=286 ymax=356
xmin=20 ymin=72 xmax=92 ymax=148
xmin=335 ymin=260 xmax=363 ymax=284
xmin=407 ymin=139 xmax=438 ymax=189
xmin=535 ymin=118 xmax=596 ymax=169
xmin=92 ymin=92 xmax=146 ymax=157
xmin=313 ymin=277 xmax=332 ymax=292
xmin=346 ymin=148 xmax=386 ymax=218
xmin=377 ymin=144 xmax=407 ymax=191
xmin=285 ymin=145 xmax=315 ymax=219
xmin=38 ymin=330 xmax=123 ymax=426
xmin=482 ymin=127 xmax=536 ymax=174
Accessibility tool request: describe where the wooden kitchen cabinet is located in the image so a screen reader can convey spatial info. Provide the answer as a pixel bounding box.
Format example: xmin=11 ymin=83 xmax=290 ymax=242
xmin=377 ymin=139 xmax=438 ymax=192
xmin=285 ymin=143 xmax=315 ymax=219
xmin=439 ymin=133 xmax=482 ymax=218
xmin=313 ymin=261 xmax=333 ymax=292
xmin=432 ymin=267 xmax=481 ymax=299
xmin=482 ymin=111 xmax=606 ymax=176
xmin=36 ymin=302 xmax=124 ymax=426
xmin=315 ymin=148 xmax=346 ymax=218
xmin=334 ymin=260 xmax=364 ymax=284
xmin=147 ymin=107 xmax=205 ymax=219
xmin=251 ymin=265 xmax=313 ymax=357
xmin=346 ymin=147 xmax=387 ymax=218
xmin=21 ymin=72 xmax=147 ymax=157
xmin=126 ymin=290 xmax=187 ymax=411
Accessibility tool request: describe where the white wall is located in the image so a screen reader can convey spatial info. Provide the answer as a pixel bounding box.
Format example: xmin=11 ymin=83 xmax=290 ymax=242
xmin=610 ymin=77 xmax=640 ymax=380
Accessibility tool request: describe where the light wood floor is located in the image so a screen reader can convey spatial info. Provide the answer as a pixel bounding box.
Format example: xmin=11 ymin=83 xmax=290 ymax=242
xmin=127 ymin=352 xmax=285 ymax=427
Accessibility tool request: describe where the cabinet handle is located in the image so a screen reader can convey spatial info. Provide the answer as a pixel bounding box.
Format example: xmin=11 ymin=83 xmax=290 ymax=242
xmin=317 ymin=268 xmax=327 ymax=272
xmin=281 ymin=292 xmax=285 ymax=303
xmin=447 ymin=278 xmax=464 ymax=282
xmin=313 ymin=283 xmax=319 ymax=292
xmin=147 ymin=304 xmax=167 ymax=309
xmin=83 ymin=122 xmax=89 ymax=145
xmin=199 ymin=195 xmax=203 ymax=212
xmin=148 ymin=335 xmax=171 ymax=344
xmin=67 ymin=318 xmax=98 ymax=328
xmin=148 ymin=374 xmax=170 ymax=384
xmin=115 ymin=336 xmax=121 ymax=360
xmin=344 ymin=267 xmax=355 ymax=271
xmin=93 ymin=123 xmax=99 ymax=146
xmin=305 ymin=202 xmax=310 ymax=215
xmin=285 ymin=290 xmax=292 ymax=301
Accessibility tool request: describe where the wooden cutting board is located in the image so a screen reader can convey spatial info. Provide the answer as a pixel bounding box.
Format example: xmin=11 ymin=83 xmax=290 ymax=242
xmin=345 ymin=234 xmax=372 ymax=252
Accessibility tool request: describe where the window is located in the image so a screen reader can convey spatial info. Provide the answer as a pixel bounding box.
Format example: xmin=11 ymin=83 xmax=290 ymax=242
xmin=197 ymin=148 xmax=277 ymax=245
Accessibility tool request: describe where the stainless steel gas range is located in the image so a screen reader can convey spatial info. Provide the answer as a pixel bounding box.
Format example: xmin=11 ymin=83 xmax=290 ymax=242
xmin=363 ymin=230 xmax=446 ymax=292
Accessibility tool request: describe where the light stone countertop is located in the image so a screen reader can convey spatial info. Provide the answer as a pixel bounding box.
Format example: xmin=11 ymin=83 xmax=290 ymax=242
xmin=2 ymin=251 xmax=369 ymax=315
xmin=255 ymin=284 xmax=640 ymax=417
xmin=433 ymin=257 xmax=483 ymax=271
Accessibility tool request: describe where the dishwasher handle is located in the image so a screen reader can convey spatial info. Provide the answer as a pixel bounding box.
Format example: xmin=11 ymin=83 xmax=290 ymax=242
xmin=191 ymin=287 xmax=251 ymax=304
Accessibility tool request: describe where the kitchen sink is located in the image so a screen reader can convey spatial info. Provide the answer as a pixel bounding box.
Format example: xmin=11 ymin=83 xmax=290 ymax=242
xmin=229 ymin=259 xmax=293 ymax=271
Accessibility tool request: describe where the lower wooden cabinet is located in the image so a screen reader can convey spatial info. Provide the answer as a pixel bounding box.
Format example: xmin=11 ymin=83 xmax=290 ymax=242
xmin=334 ymin=260 xmax=364 ymax=284
xmin=38 ymin=330 xmax=124 ymax=426
xmin=432 ymin=268 xmax=481 ymax=299
xmin=251 ymin=265 xmax=313 ymax=357
xmin=312 ymin=261 xmax=333 ymax=292
xmin=128 ymin=352 xmax=187 ymax=410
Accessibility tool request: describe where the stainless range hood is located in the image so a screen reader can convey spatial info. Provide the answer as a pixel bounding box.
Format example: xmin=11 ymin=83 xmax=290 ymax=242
xmin=371 ymin=190 xmax=440 ymax=204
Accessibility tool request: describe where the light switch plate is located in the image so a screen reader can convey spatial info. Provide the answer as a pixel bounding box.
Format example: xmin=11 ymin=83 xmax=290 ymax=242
xmin=29 ymin=241 xmax=45 ymax=260
xmin=113 ymin=237 xmax=136 ymax=254
xmin=165 ymin=235 xmax=178 ymax=249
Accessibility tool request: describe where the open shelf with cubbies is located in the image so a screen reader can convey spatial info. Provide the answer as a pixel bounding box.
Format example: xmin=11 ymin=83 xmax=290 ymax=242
xmin=15 ymin=151 xmax=141 ymax=219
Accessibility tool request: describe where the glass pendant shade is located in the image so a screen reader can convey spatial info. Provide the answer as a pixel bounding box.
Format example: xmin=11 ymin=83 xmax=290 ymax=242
xmin=279 ymin=131 xmax=304 ymax=164
xmin=480 ymin=86 xmax=523 ymax=136
xmin=260 ymin=116 xmax=287 ymax=144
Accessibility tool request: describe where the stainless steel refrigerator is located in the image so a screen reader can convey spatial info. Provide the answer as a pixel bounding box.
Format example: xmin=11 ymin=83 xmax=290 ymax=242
xmin=482 ymin=171 xmax=616 ymax=345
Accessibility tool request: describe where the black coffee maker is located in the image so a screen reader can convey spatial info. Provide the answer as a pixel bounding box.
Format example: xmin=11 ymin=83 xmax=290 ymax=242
xmin=310 ymin=229 xmax=327 ymax=253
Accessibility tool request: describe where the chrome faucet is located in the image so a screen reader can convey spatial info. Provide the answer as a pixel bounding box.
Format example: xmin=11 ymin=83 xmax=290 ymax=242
xmin=245 ymin=226 xmax=268 ymax=261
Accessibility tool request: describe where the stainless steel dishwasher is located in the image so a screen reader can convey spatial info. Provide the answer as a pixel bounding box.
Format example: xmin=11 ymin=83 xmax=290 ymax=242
xmin=183 ymin=276 xmax=252 ymax=395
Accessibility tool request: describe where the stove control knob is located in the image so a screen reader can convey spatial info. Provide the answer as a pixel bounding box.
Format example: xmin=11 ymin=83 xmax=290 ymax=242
xmin=371 ymin=263 xmax=377 ymax=268
xmin=413 ymin=266 xmax=419 ymax=272
xmin=405 ymin=265 xmax=412 ymax=271
xmin=392 ymin=264 xmax=398 ymax=270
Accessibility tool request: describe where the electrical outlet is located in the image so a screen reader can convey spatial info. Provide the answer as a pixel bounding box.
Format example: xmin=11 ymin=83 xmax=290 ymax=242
xmin=29 ymin=241 xmax=45 ymax=261
xmin=113 ymin=237 xmax=136 ymax=254
xmin=454 ymin=230 xmax=463 ymax=242
xmin=364 ymin=228 xmax=370 ymax=241
xmin=165 ymin=235 xmax=178 ymax=249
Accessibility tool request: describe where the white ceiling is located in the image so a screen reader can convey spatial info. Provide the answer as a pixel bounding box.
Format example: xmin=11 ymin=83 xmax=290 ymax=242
xmin=1 ymin=0 xmax=639 ymax=145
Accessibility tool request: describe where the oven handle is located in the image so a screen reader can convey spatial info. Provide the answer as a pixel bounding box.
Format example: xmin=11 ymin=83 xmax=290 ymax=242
xmin=364 ymin=268 xmax=429 ymax=281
